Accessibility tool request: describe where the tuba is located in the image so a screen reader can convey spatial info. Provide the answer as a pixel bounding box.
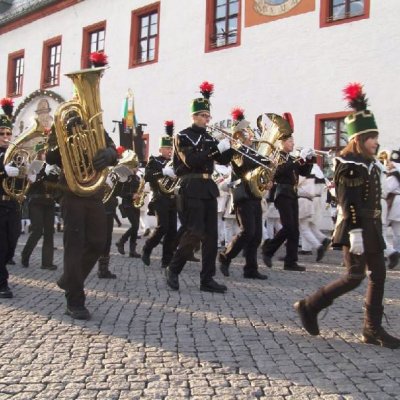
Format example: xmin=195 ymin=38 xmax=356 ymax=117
xmin=245 ymin=113 xmax=292 ymax=198
xmin=157 ymin=160 xmax=181 ymax=194
xmin=2 ymin=118 xmax=46 ymax=203
xmin=103 ymin=149 xmax=138 ymax=203
xmin=53 ymin=66 xmax=108 ymax=196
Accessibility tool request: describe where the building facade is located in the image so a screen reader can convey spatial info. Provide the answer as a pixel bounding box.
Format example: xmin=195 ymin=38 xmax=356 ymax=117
xmin=0 ymin=0 xmax=399 ymax=165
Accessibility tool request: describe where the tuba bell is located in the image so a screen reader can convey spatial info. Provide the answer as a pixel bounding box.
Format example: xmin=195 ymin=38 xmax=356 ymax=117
xmin=2 ymin=118 xmax=46 ymax=203
xmin=53 ymin=66 xmax=108 ymax=196
xmin=157 ymin=160 xmax=181 ymax=195
xmin=245 ymin=113 xmax=293 ymax=198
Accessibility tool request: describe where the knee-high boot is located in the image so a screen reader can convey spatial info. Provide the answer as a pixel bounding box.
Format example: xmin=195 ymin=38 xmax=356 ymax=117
xmin=97 ymin=256 xmax=116 ymax=279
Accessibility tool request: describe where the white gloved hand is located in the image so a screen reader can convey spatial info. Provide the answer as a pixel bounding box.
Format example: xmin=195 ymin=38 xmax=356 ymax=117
xmin=162 ymin=166 xmax=176 ymax=178
xmin=45 ymin=164 xmax=61 ymax=176
xmin=27 ymin=173 xmax=37 ymax=183
xmin=4 ymin=163 xmax=19 ymax=177
xmin=349 ymin=228 xmax=364 ymax=255
xmin=105 ymin=175 xmax=114 ymax=188
xmin=217 ymin=138 xmax=231 ymax=154
xmin=300 ymin=147 xmax=315 ymax=160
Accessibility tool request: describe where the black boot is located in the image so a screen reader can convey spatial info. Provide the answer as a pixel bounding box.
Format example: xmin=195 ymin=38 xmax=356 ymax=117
xmin=115 ymin=240 xmax=125 ymax=255
xmin=141 ymin=246 xmax=151 ymax=266
xmin=362 ymin=304 xmax=400 ymax=349
xmin=219 ymin=252 xmax=230 ymax=277
xmin=97 ymin=256 xmax=116 ymax=279
xmin=294 ymin=289 xmax=332 ymax=336
xmin=129 ymin=243 xmax=141 ymax=258
xmin=387 ymin=251 xmax=399 ymax=270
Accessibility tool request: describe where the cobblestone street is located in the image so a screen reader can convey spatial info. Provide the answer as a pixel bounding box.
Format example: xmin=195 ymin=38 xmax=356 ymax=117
xmin=1 ymin=229 xmax=399 ymax=400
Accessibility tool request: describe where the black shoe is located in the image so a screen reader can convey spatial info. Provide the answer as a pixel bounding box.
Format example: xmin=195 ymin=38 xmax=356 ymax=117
xmin=129 ymin=251 xmax=141 ymax=258
xmin=41 ymin=264 xmax=57 ymax=271
xmin=284 ymin=263 xmax=306 ymax=272
xmin=294 ymin=299 xmax=320 ymax=336
xmin=98 ymin=270 xmax=117 ymax=279
xmin=56 ymin=277 xmax=67 ymax=291
xmin=21 ymin=257 xmax=29 ymax=268
xmin=0 ymin=286 xmax=13 ymax=299
xmin=200 ymin=278 xmax=227 ymax=293
xmin=188 ymin=254 xmax=200 ymax=262
xmin=387 ymin=252 xmax=399 ymax=270
xmin=165 ymin=267 xmax=179 ymax=290
xmin=262 ymin=254 xmax=273 ymax=268
xmin=115 ymin=241 xmax=125 ymax=255
xmin=141 ymin=251 xmax=151 ymax=266
xmin=219 ymin=253 xmax=230 ymax=277
xmin=7 ymin=259 xmax=16 ymax=265
xmin=322 ymin=237 xmax=331 ymax=250
xmin=243 ymin=271 xmax=268 ymax=280
xmin=298 ymin=250 xmax=312 ymax=255
xmin=362 ymin=327 xmax=400 ymax=349
xmin=65 ymin=305 xmax=91 ymax=320
xmin=316 ymin=244 xmax=326 ymax=262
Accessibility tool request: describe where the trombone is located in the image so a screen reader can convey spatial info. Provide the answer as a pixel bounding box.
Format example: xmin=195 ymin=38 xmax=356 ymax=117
xmin=207 ymin=125 xmax=274 ymax=171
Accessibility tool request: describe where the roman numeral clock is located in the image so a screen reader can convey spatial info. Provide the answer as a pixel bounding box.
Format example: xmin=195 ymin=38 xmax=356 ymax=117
xmin=254 ymin=0 xmax=304 ymax=16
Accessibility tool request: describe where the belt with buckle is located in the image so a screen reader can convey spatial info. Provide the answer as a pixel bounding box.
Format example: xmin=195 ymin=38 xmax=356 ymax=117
xmin=181 ymin=173 xmax=212 ymax=180
xmin=1 ymin=195 xmax=12 ymax=201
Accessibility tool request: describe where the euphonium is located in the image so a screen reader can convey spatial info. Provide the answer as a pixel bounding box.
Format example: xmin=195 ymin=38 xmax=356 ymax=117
xmin=2 ymin=118 xmax=46 ymax=203
xmin=53 ymin=66 xmax=108 ymax=196
xmin=157 ymin=160 xmax=181 ymax=194
xmin=244 ymin=113 xmax=291 ymax=198
xmin=103 ymin=149 xmax=139 ymax=203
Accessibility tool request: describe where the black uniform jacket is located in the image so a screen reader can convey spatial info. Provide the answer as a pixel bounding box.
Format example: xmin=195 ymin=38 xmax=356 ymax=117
xmin=332 ymin=154 xmax=385 ymax=252
xmin=173 ymin=124 xmax=233 ymax=199
xmin=144 ymin=155 xmax=172 ymax=199
xmin=273 ymin=151 xmax=314 ymax=200
xmin=0 ymin=147 xmax=19 ymax=210
xmin=231 ymin=146 xmax=271 ymax=200
xmin=116 ymin=175 xmax=141 ymax=207
xmin=26 ymin=165 xmax=58 ymax=204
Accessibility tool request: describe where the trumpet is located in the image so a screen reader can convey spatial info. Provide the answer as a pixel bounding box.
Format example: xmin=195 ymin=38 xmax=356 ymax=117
xmin=296 ymin=147 xmax=334 ymax=157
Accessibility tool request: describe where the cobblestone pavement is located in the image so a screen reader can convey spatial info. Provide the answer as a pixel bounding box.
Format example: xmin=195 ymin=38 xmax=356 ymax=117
xmin=1 ymin=228 xmax=399 ymax=400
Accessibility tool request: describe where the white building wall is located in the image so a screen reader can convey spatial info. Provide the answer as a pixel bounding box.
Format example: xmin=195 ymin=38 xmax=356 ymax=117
xmin=0 ymin=0 xmax=400 ymax=153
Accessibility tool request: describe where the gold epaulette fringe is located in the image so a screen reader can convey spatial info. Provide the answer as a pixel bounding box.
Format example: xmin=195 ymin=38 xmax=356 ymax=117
xmin=338 ymin=176 xmax=364 ymax=187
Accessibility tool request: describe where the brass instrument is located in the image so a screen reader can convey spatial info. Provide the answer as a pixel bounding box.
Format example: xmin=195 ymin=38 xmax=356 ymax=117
xmin=2 ymin=118 xmax=46 ymax=203
xmin=377 ymin=149 xmax=390 ymax=165
xmin=296 ymin=147 xmax=333 ymax=158
xmin=102 ymin=149 xmax=138 ymax=203
xmin=53 ymin=66 xmax=108 ymax=196
xmin=157 ymin=160 xmax=181 ymax=195
xmin=133 ymin=177 xmax=148 ymax=208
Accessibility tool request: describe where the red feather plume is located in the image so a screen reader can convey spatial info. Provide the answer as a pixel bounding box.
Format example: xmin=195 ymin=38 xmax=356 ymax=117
xmin=231 ymin=107 xmax=245 ymax=122
xmin=116 ymin=146 xmax=126 ymax=158
xmin=199 ymin=81 xmax=214 ymax=99
xmin=343 ymin=82 xmax=368 ymax=111
xmin=164 ymin=120 xmax=174 ymax=137
xmin=0 ymin=97 xmax=14 ymax=118
xmin=282 ymin=112 xmax=294 ymax=130
xmin=89 ymin=51 xmax=108 ymax=67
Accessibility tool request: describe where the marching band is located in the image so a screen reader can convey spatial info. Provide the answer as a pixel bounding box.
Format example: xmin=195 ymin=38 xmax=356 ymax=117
xmin=1 ymin=65 xmax=399 ymax=348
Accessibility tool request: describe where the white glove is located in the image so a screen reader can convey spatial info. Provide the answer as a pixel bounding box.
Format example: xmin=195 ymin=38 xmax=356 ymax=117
xmin=162 ymin=166 xmax=176 ymax=178
xmin=349 ymin=229 xmax=364 ymax=255
xmin=105 ymin=175 xmax=114 ymax=188
xmin=45 ymin=164 xmax=61 ymax=176
xmin=217 ymin=138 xmax=231 ymax=153
xmin=300 ymin=147 xmax=315 ymax=160
xmin=4 ymin=163 xmax=19 ymax=177
xmin=27 ymin=173 xmax=37 ymax=183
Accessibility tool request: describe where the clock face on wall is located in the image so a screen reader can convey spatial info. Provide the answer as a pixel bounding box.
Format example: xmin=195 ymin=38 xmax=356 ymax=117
xmin=253 ymin=0 xmax=305 ymax=16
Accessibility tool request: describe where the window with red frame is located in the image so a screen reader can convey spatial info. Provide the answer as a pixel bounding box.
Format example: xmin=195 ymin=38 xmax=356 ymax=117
xmin=329 ymin=0 xmax=365 ymax=21
xmin=318 ymin=116 xmax=348 ymax=177
xmin=321 ymin=0 xmax=369 ymax=27
xmin=207 ymin=0 xmax=240 ymax=50
xmin=7 ymin=50 xmax=24 ymax=97
xmin=129 ymin=3 xmax=160 ymax=67
xmin=81 ymin=21 xmax=106 ymax=68
xmin=42 ymin=38 xmax=62 ymax=88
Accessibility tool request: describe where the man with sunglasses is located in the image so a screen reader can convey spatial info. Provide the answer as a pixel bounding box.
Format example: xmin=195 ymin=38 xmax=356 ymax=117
xmin=0 ymin=110 xmax=22 ymax=298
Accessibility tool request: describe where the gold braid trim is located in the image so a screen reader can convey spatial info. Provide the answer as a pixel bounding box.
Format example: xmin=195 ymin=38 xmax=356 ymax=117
xmin=338 ymin=176 xmax=364 ymax=187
